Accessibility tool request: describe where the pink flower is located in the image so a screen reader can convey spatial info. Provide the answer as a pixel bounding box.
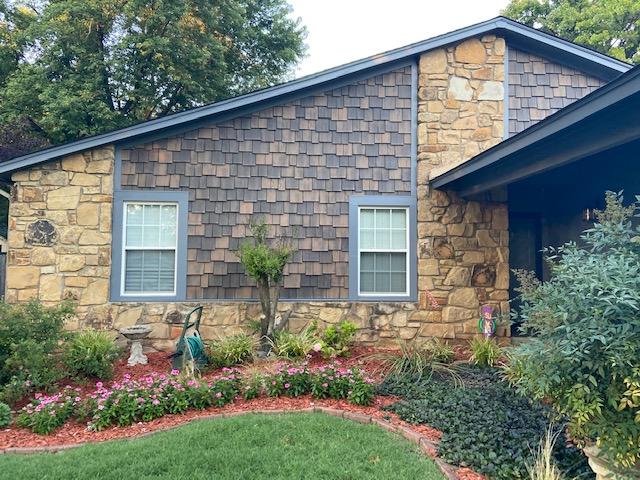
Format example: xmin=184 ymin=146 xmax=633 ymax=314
xmin=312 ymin=343 xmax=322 ymax=352
xmin=215 ymin=392 xmax=222 ymax=398
xmin=96 ymin=382 xmax=103 ymax=389
xmin=98 ymin=405 xmax=105 ymax=410
xmin=171 ymin=369 xmax=180 ymax=376
xmin=284 ymin=383 xmax=290 ymax=389
xmin=152 ymin=399 xmax=160 ymax=405
xmin=322 ymin=383 xmax=328 ymax=388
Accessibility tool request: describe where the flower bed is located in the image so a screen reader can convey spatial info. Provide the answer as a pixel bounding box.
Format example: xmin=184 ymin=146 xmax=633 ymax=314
xmin=12 ymin=363 xmax=375 ymax=436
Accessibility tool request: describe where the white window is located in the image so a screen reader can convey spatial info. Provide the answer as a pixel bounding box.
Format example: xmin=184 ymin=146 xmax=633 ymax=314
xmin=358 ymin=207 xmax=408 ymax=295
xmin=122 ymin=202 xmax=178 ymax=295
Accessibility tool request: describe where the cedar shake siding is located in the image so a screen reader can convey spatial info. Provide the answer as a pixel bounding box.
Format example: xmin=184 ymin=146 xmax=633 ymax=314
xmin=121 ymin=66 xmax=413 ymax=300
xmin=508 ymin=48 xmax=605 ymax=135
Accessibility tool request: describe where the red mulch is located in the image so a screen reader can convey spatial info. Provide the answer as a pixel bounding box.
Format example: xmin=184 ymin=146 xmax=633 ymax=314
xmin=0 ymin=346 xmax=480 ymax=479
xmin=456 ymin=467 xmax=486 ymax=480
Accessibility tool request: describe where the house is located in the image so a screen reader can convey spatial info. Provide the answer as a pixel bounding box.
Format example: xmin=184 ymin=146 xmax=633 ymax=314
xmin=0 ymin=17 xmax=633 ymax=349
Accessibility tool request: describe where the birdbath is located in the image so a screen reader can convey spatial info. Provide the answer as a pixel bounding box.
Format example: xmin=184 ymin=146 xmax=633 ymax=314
xmin=120 ymin=325 xmax=152 ymax=366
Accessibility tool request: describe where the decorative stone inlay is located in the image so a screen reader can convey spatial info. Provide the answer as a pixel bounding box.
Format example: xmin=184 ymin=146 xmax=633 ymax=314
xmin=25 ymin=220 xmax=58 ymax=246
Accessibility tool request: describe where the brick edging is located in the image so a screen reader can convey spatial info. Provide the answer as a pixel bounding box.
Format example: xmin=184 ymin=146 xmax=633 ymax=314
xmin=0 ymin=407 xmax=461 ymax=479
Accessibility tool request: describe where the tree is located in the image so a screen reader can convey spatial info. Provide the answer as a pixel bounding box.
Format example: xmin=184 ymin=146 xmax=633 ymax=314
xmin=0 ymin=117 xmax=49 ymax=161
xmin=503 ymin=0 xmax=640 ymax=64
xmin=0 ymin=0 xmax=306 ymax=145
xmin=237 ymin=219 xmax=292 ymax=353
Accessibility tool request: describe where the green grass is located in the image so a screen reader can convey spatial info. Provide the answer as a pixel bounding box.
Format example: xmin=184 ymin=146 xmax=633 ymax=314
xmin=0 ymin=412 xmax=444 ymax=480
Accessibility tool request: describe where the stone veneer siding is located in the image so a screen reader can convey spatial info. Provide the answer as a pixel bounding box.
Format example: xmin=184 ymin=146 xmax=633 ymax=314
xmin=416 ymin=36 xmax=510 ymax=338
xmin=10 ymin=35 xmax=609 ymax=346
xmin=508 ymin=48 xmax=605 ymax=135
xmin=6 ymin=148 xmax=114 ymax=329
xmin=121 ymin=67 xmax=412 ymax=300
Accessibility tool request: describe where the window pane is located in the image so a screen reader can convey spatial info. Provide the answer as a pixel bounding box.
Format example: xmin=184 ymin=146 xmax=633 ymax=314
xmin=160 ymin=225 xmax=177 ymax=248
xmin=375 ymin=252 xmax=390 ymax=271
xmin=390 ymin=253 xmax=406 ymax=271
xmin=126 ymin=226 xmax=143 ymax=247
xmin=360 ymin=209 xmax=375 ymax=228
xmin=161 ymin=205 xmax=177 ymax=226
xmin=360 ymin=228 xmax=375 ymax=249
xmin=144 ymin=204 xmax=161 ymax=224
xmin=391 ymin=209 xmax=406 ymax=228
xmin=127 ymin=204 xmax=143 ymax=225
xmin=360 ymin=252 xmax=375 ymax=271
xmin=375 ymin=272 xmax=390 ymax=292
xmin=360 ymin=272 xmax=375 ymax=292
xmin=375 ymin=229 xmax=390 ymax=249
xmin=125 ymin=250 xmax=175 ymax=293
xmin=391 ymin=230 xmax=406 ymax=249
xmin=390 ymin=272 xmax=407 ymax=293
xmin=376 ymin=209 xmax=390 ymax=229
xmin=143 ymin=226 xmax=161 ymax=247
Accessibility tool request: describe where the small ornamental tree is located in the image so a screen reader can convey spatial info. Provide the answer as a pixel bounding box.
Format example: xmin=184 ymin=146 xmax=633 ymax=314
xmin=506 ymin=192 xmax=640 ymax=472
xmin=237 ymin=219 xmax=292 ymax=352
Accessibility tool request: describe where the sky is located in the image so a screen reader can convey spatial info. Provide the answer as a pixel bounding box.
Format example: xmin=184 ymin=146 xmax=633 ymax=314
xmin=288 ymin=0 xmax=510 ymax=78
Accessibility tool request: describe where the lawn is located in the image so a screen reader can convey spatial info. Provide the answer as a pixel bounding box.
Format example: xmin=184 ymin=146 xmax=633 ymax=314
xmin=0 ymin=412 xmax=444 ymax=480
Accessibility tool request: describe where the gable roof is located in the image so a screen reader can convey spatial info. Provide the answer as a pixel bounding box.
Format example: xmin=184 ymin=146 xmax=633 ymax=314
xmin=0 ymin=16 xmax=631 ymax=177
xmin=432 ymin=64 xmax=640 ymax=195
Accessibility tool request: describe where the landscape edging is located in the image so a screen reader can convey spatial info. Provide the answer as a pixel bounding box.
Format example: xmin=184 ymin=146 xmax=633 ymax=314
xmin=0 ymin=407 xmax=460 ymax=479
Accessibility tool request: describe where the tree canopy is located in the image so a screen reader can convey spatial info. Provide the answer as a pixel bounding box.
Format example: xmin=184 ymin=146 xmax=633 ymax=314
xmin=0 ymin=0 xmax=306 ymax=145
xmin=503 ymin=0 xmax=640 ymax=64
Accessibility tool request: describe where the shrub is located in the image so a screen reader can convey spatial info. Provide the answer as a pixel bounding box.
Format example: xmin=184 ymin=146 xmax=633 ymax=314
xmin=0 ymin=301 xmax=74 ymax=386
xmin=206 ymin=333 xmax=257 ymax=368
xmin=242 ymin=374 xmax=263 ymax=400
xmin=468 ymin=337 xmax=502 ymax=368
xmin=270 ymin=328 xmax=316 ymax=359
xmin=4 ymin=339 xmax=65 ymax=391
xmin=265 ymin=365 xmax=311 ymax=397
xmin=507 ymin=192 xmax=640 ymax=468
xmin=315 ymin=321 xmax=357 ymax=357
xmin=0 ymin=401 xmax=11 ymax=428
xmin=0 ymin=377 xmax=32 ymax=406
xmin=381 ymin=368 xmax=591 ymax=480
xmin=63 ymin=330 xmax=122 ymax=380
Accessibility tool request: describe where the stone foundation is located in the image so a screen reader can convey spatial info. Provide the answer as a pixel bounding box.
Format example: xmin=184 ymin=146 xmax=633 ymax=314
xmin=104 ymin=301 xmax=434 ymax=351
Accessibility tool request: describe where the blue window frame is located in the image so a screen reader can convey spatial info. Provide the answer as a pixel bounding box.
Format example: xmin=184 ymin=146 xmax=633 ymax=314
xmin=348 ymin=195 xmax=417 ymax=301
xmin=111 ymin=190 xmax=188 ymax=302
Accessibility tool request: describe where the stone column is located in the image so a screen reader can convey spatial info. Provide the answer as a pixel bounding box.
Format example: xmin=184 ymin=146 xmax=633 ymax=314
xmin=413 ymin=36 xmax=510 ymax=340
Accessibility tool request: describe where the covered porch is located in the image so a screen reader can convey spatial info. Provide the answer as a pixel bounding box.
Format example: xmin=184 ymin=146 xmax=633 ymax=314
xmin=432 ymin=65 xmax=640 ymax=335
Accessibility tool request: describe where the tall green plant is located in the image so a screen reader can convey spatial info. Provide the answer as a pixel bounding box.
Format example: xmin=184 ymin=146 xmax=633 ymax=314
xmin=506 ymin=192 xmax=640 ymax=468
xmin=237 ymin=218 xmax=292 ymax=352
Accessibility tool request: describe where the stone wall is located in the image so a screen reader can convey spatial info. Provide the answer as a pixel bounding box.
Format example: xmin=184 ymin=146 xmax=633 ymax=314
xmin=416 ymin=36 xmax=510 ymax=339
xmin=6 ymin=148 xmax=114 ymax=327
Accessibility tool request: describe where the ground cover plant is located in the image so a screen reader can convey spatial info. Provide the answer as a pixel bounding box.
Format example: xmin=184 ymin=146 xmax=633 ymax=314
xmin=0 ymin=413 xmax=445 ymax=480
xmin=506 ymin=192 xmax=640 ymax=471
xmin=379 ymin=367 xmax=592 ymax=480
